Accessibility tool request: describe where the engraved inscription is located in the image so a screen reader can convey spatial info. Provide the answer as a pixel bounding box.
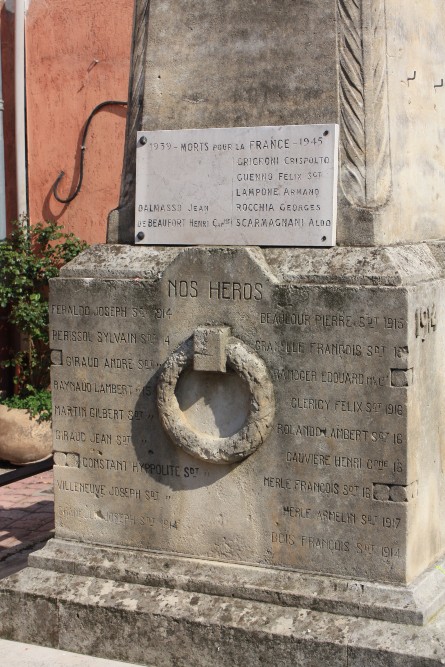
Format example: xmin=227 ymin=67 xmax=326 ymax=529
xmin=167 ymin=279 xmax=263 ymax=301
xmin=415 ymin=304 xmax=437 ymax=340
xmin=50 ymin=259 xmax=414 ymax=583
xmin=135 ymin=124 xmax=338 ymax=246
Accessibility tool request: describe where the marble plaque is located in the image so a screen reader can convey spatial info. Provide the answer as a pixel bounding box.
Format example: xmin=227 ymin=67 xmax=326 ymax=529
xmin=135 ymin=124 xmax=338 ymax=247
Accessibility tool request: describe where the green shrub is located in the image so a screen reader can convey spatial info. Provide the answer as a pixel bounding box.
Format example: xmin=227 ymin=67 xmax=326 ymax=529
xmin=0 ymin=219 xmax=87 ymax=419
xmin=1 ymin=388 xmax=52 ymax=422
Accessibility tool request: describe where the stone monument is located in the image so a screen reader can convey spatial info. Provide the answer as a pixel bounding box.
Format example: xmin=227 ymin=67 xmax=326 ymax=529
xmin=1 ymin=1 xmax=445 ymax=665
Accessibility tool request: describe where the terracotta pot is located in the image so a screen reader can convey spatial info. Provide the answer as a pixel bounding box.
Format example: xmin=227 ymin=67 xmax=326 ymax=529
xmin=0 ymin=404 xmax=52 ymax=465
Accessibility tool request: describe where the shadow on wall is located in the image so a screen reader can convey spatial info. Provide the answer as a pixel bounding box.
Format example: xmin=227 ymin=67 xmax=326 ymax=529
xmin=1 ymin=3 xmax=17 ymax=230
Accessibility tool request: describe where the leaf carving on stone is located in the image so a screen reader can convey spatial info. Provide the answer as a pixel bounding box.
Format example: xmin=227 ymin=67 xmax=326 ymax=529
xmin=338 ymin=0 xmax=392 ymax=208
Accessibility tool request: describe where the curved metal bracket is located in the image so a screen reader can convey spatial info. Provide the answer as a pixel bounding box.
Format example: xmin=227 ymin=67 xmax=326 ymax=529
xmin=52 ymin=100 xmax=127 ymax=204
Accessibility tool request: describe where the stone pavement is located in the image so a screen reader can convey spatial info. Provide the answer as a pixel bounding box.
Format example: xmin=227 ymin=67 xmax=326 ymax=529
xmin=0 ymin=640 xmax=144 ymax=667
xmin=0 ymin=470 xmax=144 ymax=666
xmin=0 ymin=470 xmax=54 ymax=557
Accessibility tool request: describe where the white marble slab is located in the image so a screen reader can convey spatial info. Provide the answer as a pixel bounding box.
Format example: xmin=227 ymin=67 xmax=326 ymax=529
xmin=135 ymin=124 xmax=338 ymax=247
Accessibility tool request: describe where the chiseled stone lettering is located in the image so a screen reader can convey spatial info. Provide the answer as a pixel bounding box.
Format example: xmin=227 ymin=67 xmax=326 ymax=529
xmin=272 ymin=532 xmax=295 ymax=545
xmin=55 ymin=430 xmax=86 ymax=442
xmin=291 ymin=397 xmax=330 ymax=410
xmin=415 ymin=304 xmax=437 ymax=339
xmin=235 ymin=217 xmax=306 ymax=228
xmin=255 ymin=340 xmax=305 ymax=354
xmin=168 ymin=279 xmax=198 ymax=298
xmin=53 ymin=380 xmax=92 ymax=392
xmin=52 ymin=330 xmax=93 ymax=342
xmin=294 ymin=480 xmax=339 ymax=495
xmin=98 ymin=511 xmax=154 ymax=527
xmin=286 ymin=451 xmax=330 ymax=465
xmin=96 ymin=331 xmax=137 ymax=344
xmin=279 ymin=424 xmax=326 ymax=437
xmin=49 ymin=244 xmax=428 ymax=586
xmin=54 ymin=405 xmax=87 ymax=417
xmin=89 ymin=433 xmax=112 ymax=445
xmin=109 ymin=486 xmax=141 ymax=500
xmin=331 ymin=430 xmax=368 ymax=443
xmin=249 ymin=138 xmax=290 ymax=150
xmin=260 ymin=311 xmax=310 ymax=325
xmin=235 ymin=186 xmax=279 ymax=197
xmin=94 ymin=306 xmax=127 ymax=317
xmin=65 ymin=356 xmax=98 ymax=368
xmin=51 ymin=304 xmax=90 ymax=316
xmin=93 ymin=383 xmax=133 ymax=395
xmin=272 ymin=368 xmax=316 ymax=382
xmin=57 ymin=480 xmax=106 ymax=497
xmin=310 ymin=342 xmax=362 ymax=356
xmin=103 ymin=358 xmax=134 ymax=369
xmin=89 ymin=407 xmax=124 ymax=420
xmin=316 ymin=510 xmax=356 ymax=524
xmin=321 ymin=371 xmax=364 ymax=384
xmin=283 ymin=506 xmax=311 ymax=519
xmin=334 ymin=400 xmax=363 ymax=412
xmin=209 ymin=281 xmax=262 ymax=300
xmin=302 ymin=536 xmax=350 ymax=552
xmin=82 ymin=457 xmax=127 ymax=471
xmin=264 ymin=477 xmax=291 ymax=490
xmin=132 ymin=462 xmax=181 ymax=477
xmin=236 ymin=173 xmax=273 ymax=183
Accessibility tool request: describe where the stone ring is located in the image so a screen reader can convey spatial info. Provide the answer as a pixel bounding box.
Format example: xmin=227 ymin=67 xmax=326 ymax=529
xmin=157 ymin=335 xmax=275 ymax=464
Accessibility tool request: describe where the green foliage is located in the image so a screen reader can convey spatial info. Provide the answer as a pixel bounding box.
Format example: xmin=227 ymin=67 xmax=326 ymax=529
xmin=0 ymin=388 xmax=52 ymax=422
xmin=0 ymin=219 xmax=87 ymax=413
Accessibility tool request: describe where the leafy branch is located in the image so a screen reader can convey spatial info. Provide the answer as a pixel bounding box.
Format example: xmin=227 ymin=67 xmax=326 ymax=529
xmin=0 ymin=219 xmax=87 ymax=414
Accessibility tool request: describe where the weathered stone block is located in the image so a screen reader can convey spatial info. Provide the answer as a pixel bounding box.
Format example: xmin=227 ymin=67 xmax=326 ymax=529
xmin=111 ymin=0 xmax=445 ymax=246
xmin=4 ymin=2 xmax=445 ymax=665
xmin=1 ymin=558 xmax=445 ymax=666
xmin=193 ymin=326 xmax=230 ymax=373
xmin=47 ymin=244 xmax=445 ymax=587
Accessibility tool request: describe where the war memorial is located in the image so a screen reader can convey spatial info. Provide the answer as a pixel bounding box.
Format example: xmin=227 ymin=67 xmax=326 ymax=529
xmin=1 ymin=1 xmax=445 ymax=664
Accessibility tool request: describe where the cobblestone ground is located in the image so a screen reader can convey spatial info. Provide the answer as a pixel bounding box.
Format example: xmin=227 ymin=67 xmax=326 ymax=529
xmin=0 ymin=470 xmax=54 ymax=555
xmin=0 ymin=472 xmax=144 ymax=664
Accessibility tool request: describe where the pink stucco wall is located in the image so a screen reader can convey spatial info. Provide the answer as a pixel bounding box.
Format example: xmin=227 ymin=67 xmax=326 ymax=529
xmin=26 ymin=0 xmax=133 ymax=244
xmin=0 ymin=0 xmax=133 ymax=393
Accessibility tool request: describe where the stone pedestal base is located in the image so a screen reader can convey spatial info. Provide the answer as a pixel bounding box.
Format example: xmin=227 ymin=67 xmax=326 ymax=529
xmin=3 ymin=242 xmax=444 ymax=665
xmin=47 ymin=244 xmax=445 ymax=586
xmin=0 ymin=539 xmax=445 ymax=667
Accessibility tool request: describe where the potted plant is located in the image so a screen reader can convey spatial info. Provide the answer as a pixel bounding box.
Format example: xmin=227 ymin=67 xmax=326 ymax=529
xmin=0 ymin=219 xmax=86 ymax=464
